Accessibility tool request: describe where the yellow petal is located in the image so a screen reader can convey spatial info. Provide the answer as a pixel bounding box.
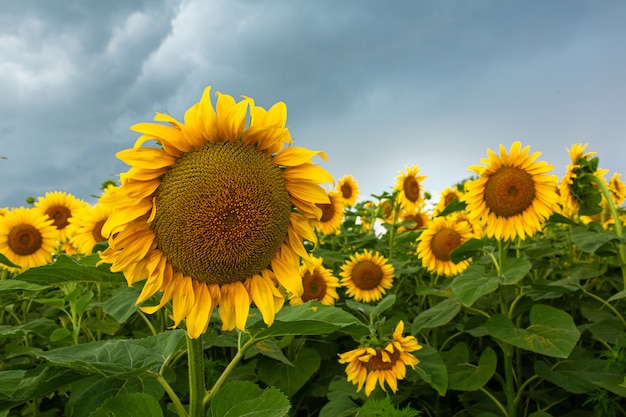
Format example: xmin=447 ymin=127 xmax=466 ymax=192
xmin=185 ymin=283 xmax=213 ymax=339
xmin=273 ymin=147 xmax=328 ymax=166
xmin=116 ymin=148 xmax=176 ymax=169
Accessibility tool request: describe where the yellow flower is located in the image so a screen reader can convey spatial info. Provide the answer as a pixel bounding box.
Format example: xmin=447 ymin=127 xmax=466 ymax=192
xmin=340 ymin=249 xmax=394 ymax=302
xmin=397 ymin=208 xmax=431 ymax=233
xmin=463 ymin=141 xmax=558 ymax=241
xmin=416 ymin=215 xmax=474 ymax=277
xmin=394 ymin=165 xmax=427 ymax=211
xmin=35 ymin=191 xmax=87 ymax=243
xmin=0 ymin=207 xmax=58 ymax=272
xmin=67 ymin=203 xmax=112 ymax=255
xmin=289 ymin=256 xmax=340 ymax=306
xmin=608 ymin=172 xmax=626 ymax=207
xmin=315 ymin=189 xmax=345 ymax=235
xmin=433 ymin=186 xmax=463 ymax=216
xmin=0 ymin=208 xmax=8 ymax=217
xmin=98 ymin=86 xmax=333 ymax=338
xmin=338 ymin=321 xmax=421 ymax=396
xmin=336 ymin=174 xmax=359 ymax=207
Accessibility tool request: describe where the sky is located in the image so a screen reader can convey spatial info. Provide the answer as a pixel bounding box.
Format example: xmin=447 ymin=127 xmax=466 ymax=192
xmin=1 ymin=0 xmax=625 ymax=209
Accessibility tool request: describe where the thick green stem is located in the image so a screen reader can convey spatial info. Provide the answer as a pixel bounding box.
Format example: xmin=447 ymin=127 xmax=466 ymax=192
xmin=187 ymin=334 xmax=206 ymax=417
xmin=204 ymin=335 xmax=257 ymax=407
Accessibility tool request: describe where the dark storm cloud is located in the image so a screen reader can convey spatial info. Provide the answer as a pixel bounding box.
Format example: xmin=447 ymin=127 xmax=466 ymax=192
xmin=1 ymin=0 xmax=625 ymax=208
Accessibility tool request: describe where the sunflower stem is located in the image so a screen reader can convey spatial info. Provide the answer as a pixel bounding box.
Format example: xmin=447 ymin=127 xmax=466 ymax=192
xmin=204 ymin=334 xmax=257 ymax=407
xmin=585 ymin=174 xmax=626 ymax=289
xmin=150 ymin=371 xmax=188 ymax=417
xmin=186 ymin=334 xmax=206 ymax=417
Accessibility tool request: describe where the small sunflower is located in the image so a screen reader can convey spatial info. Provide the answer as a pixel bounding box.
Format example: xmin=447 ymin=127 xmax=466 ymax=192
xmin=67 ymin=203 xmax=112 ymax=255
xmin=416 ymin=215 xmax=474 ymax=277
xmin=0 ymin=207 xmax=58 ymax=272
xmin=397 ymin=208 xmax=431 ymax=233
xmin=608 ymin=172 xmax=626 ymax=207
xmin=338 ymin=321 xmax=421 ymax=396
xmin=433 ymin=186 xmax=463 ymax=216
xmin=336 ymin=174 xmax=359 ymax=207
xmin=394 ymin=165 xmax=427 ymax=211
xmin=462 ymin=141 xmax=558 ymax=241
xmin=35 ymin=191 xmax=87 ymax=243
xmin=340 ymin=249 xmax=394 ymax=302
xmin=98 ymin=86 xmax=332 ymax=338
xmin=289 ymin=256 xmax=340 ymax=306
xmin=315 ymin=189 xmax=345 ymax=235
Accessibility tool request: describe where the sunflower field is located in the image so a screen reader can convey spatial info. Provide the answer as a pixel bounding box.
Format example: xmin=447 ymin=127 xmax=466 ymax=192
xmin=1 ymin=87 xmax=625 ymax=417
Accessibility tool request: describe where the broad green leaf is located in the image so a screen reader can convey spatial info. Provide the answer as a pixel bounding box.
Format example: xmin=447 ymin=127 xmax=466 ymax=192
xmin=210 ymin=380 xmax=290 ymax=417
xmin=412 ymin=297 xmax=461 ymax=333
xmin=3 ymin=365 xmax=79 ymax=403
xmin=37 ymin=329 xmax=186 ymax=378
xmin=257 ymin=347 xmax=321 ymax=397
xmin=370 ymin=294 xmax=396 ymax=319
xmin=318 ymin=377 xmax=363 ymax=417
xmin=534 ymin=359 xmax=616 ymax=394
xmin=248 ymin=302 xmax=369 ymax=339
xmin=547 ymin=213 xmax=579 ymax=226
xmin=436 ymin=198 xmax=466 ymax=217
xmin=570 ymin=224 xmax=620 ymax=254
xmin=50 ymin=327 xmax=72 ymax=342
xmin=0 ymin=370 xmax=26 ymax=399
xmin=0 ymin=279 xmax=50 ymax=293
xmin=499 ymin=258 xmax=532 ymax=285
xmin=486 ymin=305 xmax=580 ymax=358
xmin=443 ymin=343 xmax=497 ymax=391
xmin=89 ymin=393 xmax=163 ymax=417
xmin=0 ymin=253 xmax=20 ymax=268
xmin=0 ymin=318 xmax=58 ymax=340
xmin=413 ymin=345 xmax=447 ymax=396
xmin=14 ymin=254 xmax=124 ymax=285
xmin=245 ymin=339 xmax=293 ymax=366
xmin=449 ymin=238 xmax=485 ymax=263
xmin=103 ymin=285 xmax=142 ymax=323
xmin=65 ymin=374 xmax=164 ymax=417
xmin=608 ymin=290 xmax=626 ymax=302
xmin=452 ymin=266 xmax=499 ymax=307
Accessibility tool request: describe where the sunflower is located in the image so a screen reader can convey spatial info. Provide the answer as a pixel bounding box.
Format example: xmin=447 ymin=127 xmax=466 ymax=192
xmin=462 ymin=141 xmax=558 ymax=241
xmin=35 ymin=191 xmax=87 ymax=243
xmin=0 ymin=207 xmax=58 ymax=272
xmin=416 ymin=215 xmax=474 ymax=277
xmin=98 ymin=86 xmax=332 ymax=338
xmin=338 ymin=321 xmax=421 ymax=396
xmin=0 ymin=208 xmax=8 ymax=217
xmin=340 ymin=249 xmax=394 ymax=302
xmin=67 ymin=203 xmax=113 ymax=255
xmin=315 ymin=189 xmax=345 ymax=235
xmin=394 ymin=165 xmax=427 ymax=211
xmin=558 ymin=143 xmax=609 ymax=217
xmin=289 ymin=256 xmax=340 ymax=306
xmin=336 ymin=174 xmax=359 ymax=207
xmin=433 ymin=186 xmax=463 ymax=216
xmin=397 ymin=208 xmax=430 ymax=233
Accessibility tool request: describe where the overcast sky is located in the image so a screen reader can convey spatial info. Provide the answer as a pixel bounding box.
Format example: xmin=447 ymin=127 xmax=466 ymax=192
xmin=1 ymin=1 xmax=625 ymax=209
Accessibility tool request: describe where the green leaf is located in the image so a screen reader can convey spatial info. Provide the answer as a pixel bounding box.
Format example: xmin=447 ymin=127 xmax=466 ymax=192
xmin=486 ymin=305 xmax=581 ymax=358
xmin=257 ymin=347 xmax=321 ymax=397
xmin=37 ymin=329 xmax=186 ymax=378
xmin=0 ymin=370 xmax=26 ymax=399
xmin=449 ymin=238 xmax=485 ymax=263
xmin=534 ymin=359 xmax=616 ymax=394
xmin=103 ymin=285 xmax=142 ymax=323
xmin=245 ymin=339 xmax=293 ymax=366
xmin=0 ymin=318 xmax=58 ymax=340
xmin=2 ymin=365 xmax=79 ymax=403
xmin=0 ymin=253 xmax=20 ymax=268
xmin=569 ymin=224 xmax=620 ymax=254
xmin=210 ymin=380 xmax=290 ymax=417
xmin=14 ymin=254 xmax=125 ymax=285
xmin=411 ymin=297 xmax=461 ymax=333
xmin=608 ymin=290 xmax=626 ymax=302
xmin=65 ymin=375 xmax=164 ymax=417
xmin=499 ymin=258 xmax=532 ymax=285
xmin=248 ymin=302 xmax=369 ymax=339
xmin=444 ymin=343 xmax=497 ymax=391
xmin=451 ymin=266 xmax=499 ymax=307
xmin=370 ymin=294 xmax=396 ymax=319
xmin=89 ymin=393 xmax=163 ymax=417
xmin=0 ymin=279 xmax=50 ymax=293
xmin=413 ymin=345 xmax=448 ymax=396
xmin=436 ymin=198 xmax=467 ymax=217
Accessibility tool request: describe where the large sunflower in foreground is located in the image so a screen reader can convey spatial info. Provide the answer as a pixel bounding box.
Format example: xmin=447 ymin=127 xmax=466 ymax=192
xmin=35 ymin=191 xmax=87 ymax=244
xmin=336 ymin=174 xmax=359 ymax=207
xmin=315 ymin=189 xmax=345 ymax=235
xmin=289 ymin=256 xmax=340 ymax=306
xmin=462 ymin=141 xmax=558 ymax=241
xmin=0 ymin=207 xmax=58 ymax=272
xmin=99 ymin=86 xmax=333 ymax=338
xmin=340 ymin=249 xmax=394 ymax=302
xmin=338 ymin=321 xmax=421 ymax=396
xmin=416 ymin=215 xmax=474 ymax=277
xmin=394 ymin=165 xmax=427 ymax=211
